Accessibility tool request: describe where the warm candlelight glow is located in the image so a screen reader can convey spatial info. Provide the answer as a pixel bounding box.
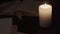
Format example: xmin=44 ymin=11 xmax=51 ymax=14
xmin=39 ymin=3 xmax=52 ymax=27
xmin=40 ymin=3 xmax=52 ymax=9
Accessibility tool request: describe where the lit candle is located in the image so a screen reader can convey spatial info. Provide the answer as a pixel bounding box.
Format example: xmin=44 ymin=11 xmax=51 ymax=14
xmin=39 ymin=3 xmax=52 ymax=27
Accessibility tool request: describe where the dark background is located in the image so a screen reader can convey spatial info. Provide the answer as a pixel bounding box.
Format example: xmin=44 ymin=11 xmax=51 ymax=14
xmin=0 ymin=0 xmax=60 ymax=33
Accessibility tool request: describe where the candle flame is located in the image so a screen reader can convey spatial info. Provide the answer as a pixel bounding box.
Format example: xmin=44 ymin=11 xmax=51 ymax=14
xmin=40 ymin=3 xmax=52 ymax=9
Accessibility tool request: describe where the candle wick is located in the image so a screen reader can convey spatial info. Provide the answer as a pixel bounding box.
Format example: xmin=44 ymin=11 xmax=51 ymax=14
xmin=44 ymin=3 xmax=47 ymax=5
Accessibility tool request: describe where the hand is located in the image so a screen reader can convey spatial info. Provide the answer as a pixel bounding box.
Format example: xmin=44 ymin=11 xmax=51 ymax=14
xmin=10 ymin=25 xmax=17 ymax=34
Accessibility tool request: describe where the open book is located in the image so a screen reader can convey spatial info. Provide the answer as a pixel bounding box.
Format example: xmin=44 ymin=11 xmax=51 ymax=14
xmin=0 ymin=18 xmax=12 ymax=34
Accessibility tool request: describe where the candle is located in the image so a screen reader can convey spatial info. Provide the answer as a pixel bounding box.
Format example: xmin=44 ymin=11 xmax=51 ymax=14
xmin=39 ymin=3 xmax=52 ymax=27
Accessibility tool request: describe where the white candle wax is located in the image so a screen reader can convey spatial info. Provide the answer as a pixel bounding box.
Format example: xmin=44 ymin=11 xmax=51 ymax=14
xmin=39 ymin=3 xmax=52 ymax=27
